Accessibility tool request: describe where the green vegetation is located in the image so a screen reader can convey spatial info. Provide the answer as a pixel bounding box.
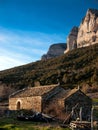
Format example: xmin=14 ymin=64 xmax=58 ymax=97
xmin=0 ymin=44 xmax=98 ymax=96
xmin=92 ymin=98 xmax=98 ymax=107
xmin=94 ymin=109 xmax=98 ymax=119
xmin=93 ymin=98 xmax=98 ymax=103
xmin=92 ymin=98 xmax=98 ymax=119
xmin=0 ymin=117 xmax=70 ymax=130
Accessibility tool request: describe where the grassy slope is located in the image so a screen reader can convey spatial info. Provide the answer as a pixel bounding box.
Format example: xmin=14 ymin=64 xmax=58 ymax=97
xmin=0 ymin=117 xmax=70 ymax=130
xmin=0 ymin=44 xmax=98 ymax=90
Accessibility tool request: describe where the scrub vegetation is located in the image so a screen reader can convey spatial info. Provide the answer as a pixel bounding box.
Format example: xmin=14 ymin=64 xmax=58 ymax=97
xmin=0 ymin=44 xmax=98 ymax=100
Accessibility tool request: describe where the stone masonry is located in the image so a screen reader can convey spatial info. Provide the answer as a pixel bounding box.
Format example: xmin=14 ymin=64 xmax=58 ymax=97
xmin=9 ymin=85 xmax=92 ymax=120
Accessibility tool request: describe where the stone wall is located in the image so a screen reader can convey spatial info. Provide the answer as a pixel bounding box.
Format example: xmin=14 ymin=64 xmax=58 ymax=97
xmin=42 ymin=87 xmax=67 ymax=115
xmin=42 ymin=86 xmax=62 ymax=112
xmin=9 ymin=96 xmax=42 ymax=112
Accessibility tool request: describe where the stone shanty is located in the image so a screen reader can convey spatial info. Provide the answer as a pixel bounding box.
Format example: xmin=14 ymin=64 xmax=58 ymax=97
xmin=59 ymin=87 xmax=92 ymax=119
xmin=9 ymin=84 xmax=63 ymax=112
xmin=9 ymin=85 xmax=92 ymax=120
xmin=64 ymin=27 xmax=78 ymax=53
xmin=65 ymin=8 xmax=98 ymax=53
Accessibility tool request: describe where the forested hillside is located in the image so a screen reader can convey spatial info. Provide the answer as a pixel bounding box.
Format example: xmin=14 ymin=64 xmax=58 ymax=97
xmin=0 ymin=43 xmax=98 ymax=97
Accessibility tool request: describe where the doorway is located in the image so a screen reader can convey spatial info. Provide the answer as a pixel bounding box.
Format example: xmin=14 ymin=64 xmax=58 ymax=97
xmin=17 ymin=101 xmax=21 ymax=110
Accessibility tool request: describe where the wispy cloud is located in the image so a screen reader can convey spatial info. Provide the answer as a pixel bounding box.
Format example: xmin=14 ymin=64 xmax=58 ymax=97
xmin=0 ymin=27 xmax=65 ymax=70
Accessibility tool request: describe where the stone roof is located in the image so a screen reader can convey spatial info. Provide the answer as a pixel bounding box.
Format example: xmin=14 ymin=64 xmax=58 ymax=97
xmin=9 ymin=84 xmax=59 ymax=98
xmin=64 ymin=88 xmax=79 ymax=99
xmin=61 ymin=88 xmax=91 ymax=100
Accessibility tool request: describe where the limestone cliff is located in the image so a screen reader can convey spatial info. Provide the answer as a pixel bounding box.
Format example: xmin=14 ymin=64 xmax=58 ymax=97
xmin=65 ymin=8 xmax=98 ymax=53
xmin=64 ymin=27 xmax=78 ymax=53
xmin=41 ymin=43 xmax=66 ymax=60
xmin=77 ymin=8 xmax=98 ymax=48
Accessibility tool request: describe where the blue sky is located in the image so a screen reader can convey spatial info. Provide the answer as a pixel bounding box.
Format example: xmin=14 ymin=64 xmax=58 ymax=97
xmin=0 ymin=0 xmax=98 ymax=70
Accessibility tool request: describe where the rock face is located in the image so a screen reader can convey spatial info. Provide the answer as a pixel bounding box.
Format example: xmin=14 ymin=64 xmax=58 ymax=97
xmin=65 ymin=8 xmax=98 ymax=53
xmin=64 ymin=27 xmax=78 ymax=53
xmin=41 ymin=43 xmax=66 ymax=60
xmin=77 ymin=8 xmax=98 ymax=48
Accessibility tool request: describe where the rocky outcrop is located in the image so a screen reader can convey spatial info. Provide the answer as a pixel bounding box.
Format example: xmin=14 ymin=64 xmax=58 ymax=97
xmin=65 ymin=8 xmax=98 ymax=53
xmin=64 ymin=27 xmax=78 ymax=53
xmin=77 ymin=8 xmax=98 ymax=48
xmin=41 ymin=43 xmax=66 ymax=60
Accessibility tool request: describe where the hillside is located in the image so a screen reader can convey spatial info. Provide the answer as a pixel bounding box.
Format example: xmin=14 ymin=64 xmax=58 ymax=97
xmin=0 ymin=43 xmax=98 ymax=98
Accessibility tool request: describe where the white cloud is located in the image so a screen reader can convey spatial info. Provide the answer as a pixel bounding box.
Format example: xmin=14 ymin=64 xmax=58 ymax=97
xmin=0 ymin=48 xmax=34 ymax=71
xmin=0 ymin=27 xmax=65 ymax=70
xmin=0 ymin=56 xmax=24 ymax=71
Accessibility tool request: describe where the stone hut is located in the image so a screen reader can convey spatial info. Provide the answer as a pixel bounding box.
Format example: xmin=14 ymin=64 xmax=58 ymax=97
xmin=58 ymin=87 xmax=92 ymax=120
xmin=9 ymin=85 xmax=92 ymax=119
xmin=9 ymin=84 xmax=65 ymax=112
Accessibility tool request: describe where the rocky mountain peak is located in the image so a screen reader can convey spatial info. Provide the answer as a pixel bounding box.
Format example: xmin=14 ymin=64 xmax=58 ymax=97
xmin=71 ymin=26 xmax=78 ymax=32
xmin=87 ymin=8 xmax=98 ymax=16
xmin=65 ymin=8 xmax=98 ymax=53
xmin=41 ymin=43 xmax=66 ymax=60
xmin=64 ymin=26 xmax=78 ymax=53
xmin=77 ymin=8 xmax=98 ymax=48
